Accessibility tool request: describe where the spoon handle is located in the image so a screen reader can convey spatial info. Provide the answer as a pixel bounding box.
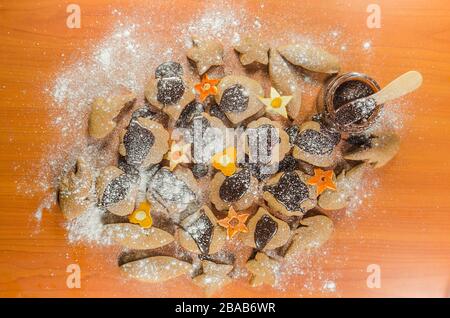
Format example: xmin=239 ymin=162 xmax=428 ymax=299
xmin=373 ymin=71 xmax=423 ymax=105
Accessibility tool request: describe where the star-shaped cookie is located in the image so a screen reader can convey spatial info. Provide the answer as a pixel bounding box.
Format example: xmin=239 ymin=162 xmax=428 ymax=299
xmin=258 ymin=87 xmax=292 ymax=118
xmin=234 ymin=36 xmax=269 ymax=65
xmin=245 ymin=252 xmax=279 ymax=287
xmin=187 ymin=37 xmax=224 ymax=75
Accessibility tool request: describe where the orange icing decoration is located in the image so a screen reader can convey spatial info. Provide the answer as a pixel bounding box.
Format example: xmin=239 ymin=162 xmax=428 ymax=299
xmin=307 ymin=168 xmax=337 ymax=196
xmin=194 ymin=74 xmax=220 ymax=102
xmin=211 ymin=146 xmax=237 ymax=176
xmin=217 ymin=206 xmax=249 ymax=239
xmin=129 ymin=201 xmax=153 ymax=228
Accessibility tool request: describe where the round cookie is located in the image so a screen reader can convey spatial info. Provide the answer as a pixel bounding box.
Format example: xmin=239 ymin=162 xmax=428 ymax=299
xmin=118 ymin=117 xmax=169 ymax=169
xmin=240 ymin=206 xmax=291 ymax=251
xmin=245 ymin=117 xmax=291 ymax=165
xmin=58 ymin=158 xmax=94 ymax=220
xmin=144 ymin=61 xmax=195 ymax=120
xmin=292 ymin=121 xmax=340 ymax=167
xmin=96 ymin=166 xmax=138 ymax=216
xmin=177 ymin=205 xmax=226 ymax=255
xmin=263 ymin=170 xmax=316 ymax=217
xmin=210 ymin=168 xmax=259 ymax=211
xmin=215 ymin=75 xmax=264 ymax=125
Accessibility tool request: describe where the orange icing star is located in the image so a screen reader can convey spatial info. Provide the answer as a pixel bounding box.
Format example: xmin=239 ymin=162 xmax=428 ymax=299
xmin=211 ymin=146 xmax=237 ymax=176
xmin=217 ymin=206 xmax=249 ymax=239
xmin=194 ymin=74 xmax=220 ymax=102
xmin=129 ymin=201 xmax=153 ymax=228
xmin=307 ymin=168 xmax=337 ymax=196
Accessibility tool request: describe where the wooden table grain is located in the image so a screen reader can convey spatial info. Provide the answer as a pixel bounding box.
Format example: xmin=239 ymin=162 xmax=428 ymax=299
xmin=0 ymin=0 xmax=449 ymax=298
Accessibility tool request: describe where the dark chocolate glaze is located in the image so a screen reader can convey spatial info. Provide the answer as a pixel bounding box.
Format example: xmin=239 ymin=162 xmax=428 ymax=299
xmin=254 ymin=214 xmax=278 ymax=250
xmin=219 ymin=84 xmax=249 ymax=113
xmin=123 ymin=122 xmax=155 ymax=166
xmin=175 ymin=101 xmax=204 ymax=128
xmin=186 ymin=210 xmax=214 ymax=254
xmin=101 ymin=174 xmax=131 ymax=207
xmin=294 ymin=129 xmax=335 ymax=156
xmin=157 ymin=77 xmax=185 ymax=105
xmin=219 ymin=169 xmax=251 ymax=203
xmin=333 ymin=80 xmax=375 ymax=109
xmin=251 ymin=124 xmax=280 ymax=159
xmin=155 ymin=61 xmax=183 ymax=79
xmin=264 ymin=171 xmax=309 ymax=212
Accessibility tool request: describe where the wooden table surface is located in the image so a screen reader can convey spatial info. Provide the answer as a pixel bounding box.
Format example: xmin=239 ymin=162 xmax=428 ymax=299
xmin=0 ymin=0 xmax=449 ymax=298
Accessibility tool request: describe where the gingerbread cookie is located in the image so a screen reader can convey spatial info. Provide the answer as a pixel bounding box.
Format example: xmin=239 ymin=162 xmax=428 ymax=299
xmin=344 ymin=133 xmax=400 ymax=168
xmin=245 ymin=252 xmax=280 ymax=287
xmin=246 ymin=117 xmax=290 ymax=165
xmin=96 ymin=166 xmax=137 ymax=216
xmin=292 ymin=121 xmax=340 ymax=167
xmin=88 ymin=89 xmax=136 ymax=139
xmin=234 ymin=35 xmax=269 ymax=65
xmin=187 ymin=37 xmax=224 ymax=75
xmin=268 ymin=48 xmax=302 ymax=120
xmin=215 ymin=75 xmax=264 ymax=125
xmin=263 ymin=170 xmax=316 ymax=217
xmin=177 ymin=205 xmax=226 ymax=255
xmin=210 ymin=168 xmax=259 ymax=211
xmin=318 ymin=163 xmax=368 ymax=210
xmin=146 ymin=166 xmax=199 ymax=221
xmin=193 ymin=260 xmax=233 ymax=296
xmin=120 ymin=256 xmax=192 ymax=283
xmin=104 ymin=223 xmax=174 ymax=250
xmin=144 ymin=61 xmax=195 ymax=120
xmin=58 ymin=158 xmax=94 ymax=220
xmin=119 ymin=117 xmax=169 ymax=168
xmin=240 ymin=207 xmax=290 ymax=251
xmin=285 ymin=214 xmax=333 ymax=258
xmin=277 ymin=43 xmax=340 ymax=74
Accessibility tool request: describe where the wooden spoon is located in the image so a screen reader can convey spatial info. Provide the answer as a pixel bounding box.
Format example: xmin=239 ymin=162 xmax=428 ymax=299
xmin=334 ymin=71 xmax=423 ymax=126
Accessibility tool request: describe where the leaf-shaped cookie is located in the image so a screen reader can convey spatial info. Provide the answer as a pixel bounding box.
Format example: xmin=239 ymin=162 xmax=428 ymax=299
xmin=344 ymin=133 xmax=400 ymax=168
xmin=318 ymin=163 xmax=368 ymax=210
xmin=120 ymin=256 xmax=192 ymax=283
xmin=285 ymin=214 xmax=333 ymax=258
xmin=277 ymin=43 xmax=340 ymax=74
xmin=193 ymin=260 xmax=233 ymax=296
xmin=268 ymin=48 xmax=302 ymax=120
xmin=104 ymin=223 xmax=174 ymax=250
xmin=59 ymin=158 xmax=94 ymax=220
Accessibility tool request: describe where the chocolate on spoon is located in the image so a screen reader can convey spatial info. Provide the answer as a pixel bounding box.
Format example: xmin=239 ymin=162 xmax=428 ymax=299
xmin=334 ymin=71 xmax=423 ymax=126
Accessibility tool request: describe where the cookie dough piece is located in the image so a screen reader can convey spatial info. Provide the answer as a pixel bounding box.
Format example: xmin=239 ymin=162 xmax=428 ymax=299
xmin=285 ymin=214 xmax=333 ymax=258
xmin=234 ymin=35 xmax=269 ymax=65
xmin=59 ymin=158 xmax=94 ymax=220
xmin=193 ymin=260 xmax=233 ymax=296
xmin=240 ymin=207 xmax=290 ymax=251
xmin=268 ymin=48 xmax=302 ymax=120
xmin=104 ymin=223 xmax=174 ymax=250
xmin=88 ymin=90 xmax=136 ymax=139
xmin=245 ymin=252 xmax=279 ymax=287
xmin=146 ymin=166 xmax=199 ymax=221
xmin=263 ymin=170 xmax=316 ymax=217
xmin=344 ymin=133 xmax=400 ymax=168
xmin=119 ymin=117 xmax=169 ymax=168
xmin=292 ymin=121 xmax=340 ymax=167
xmin=177 ymin=205 xmax=226 ymax=255
xmin=186 ymin=37 xmax=224 ymax=75
xmin=318 ymin=163 xmax=368 ymax=210
xmin=120 ymin=256 xmax=192 ymax=283
xmin=277 ymin=43 xmax=340 ymax=74
xmin=96 ymin=166 xmax=137 ymax=216
xmin=210 ymin=168 xmax=259 ymax=211
xmin=144 ymin=61 xmax=195 ymax=120
xmin=246 ymin=117 xmax=291 ymax=165
xmin=215 ymin=75 xmax=264 ymax=125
